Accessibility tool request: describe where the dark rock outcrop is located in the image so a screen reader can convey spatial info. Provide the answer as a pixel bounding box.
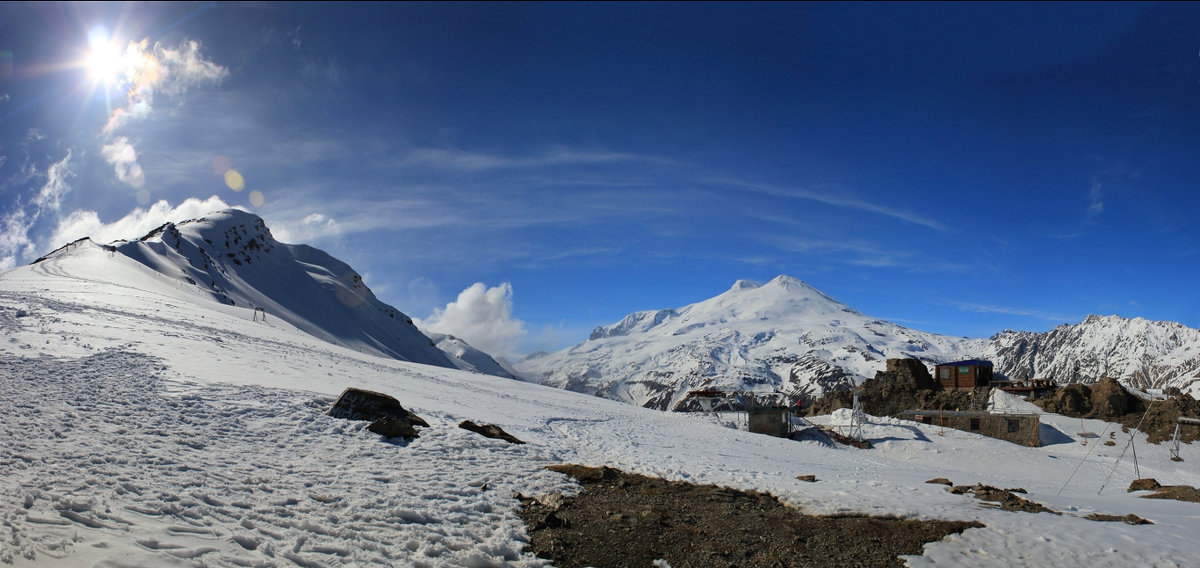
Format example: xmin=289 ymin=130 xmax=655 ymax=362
xmin=366 ymin=416 xmax=420 ymax=440
xmin=327 ymin=388 xmax=428 ymax=440
xmin=458 ymin=420 xmax=525 ymax=444
xmin=1033 ymin=379 xmax=1200 ymax=443
xmin=879 ymin=358 xmax=941 ymax=391
xmin=806 ymin=358 xmax=980 ymax=417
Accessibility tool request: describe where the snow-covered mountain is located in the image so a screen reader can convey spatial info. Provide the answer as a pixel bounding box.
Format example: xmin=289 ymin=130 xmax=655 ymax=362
xmin=515 ymin=275 xmax=987 ymax=409
xmin=36 ymin=209 xmax=510 ymax=376
xmin=425 ymin=331 xmax=517 ymax=378
xmin=985 ymin=315 xmax=1200 ymax=392
xmin=4 ymin=225 xmax=1200 ymax=567
xmin=516 ymin=275 xmax=1200 ymax=409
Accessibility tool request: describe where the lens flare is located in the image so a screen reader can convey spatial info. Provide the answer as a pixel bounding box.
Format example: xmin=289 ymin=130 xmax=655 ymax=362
xmin=224 ymin=169 xmax=245 ymax=192
xmin=249 ymin=190 xmax=265 ymax=207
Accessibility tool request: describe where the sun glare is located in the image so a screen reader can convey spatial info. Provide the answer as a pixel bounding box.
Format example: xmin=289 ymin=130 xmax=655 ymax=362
xmin=85 ymin=27 xmax=124 ymax=86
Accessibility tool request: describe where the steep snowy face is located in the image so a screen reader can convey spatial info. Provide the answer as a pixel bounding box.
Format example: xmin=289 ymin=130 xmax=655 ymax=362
xmin=425 ymin=331 xmax=517 ymax=379
xmin=986 ymin=315 xmax=1200 ymax=392
xmin=99 ymin=209 xmax=455 ymax=368
xmin=517 ymin=275 xmax=985 ymax=409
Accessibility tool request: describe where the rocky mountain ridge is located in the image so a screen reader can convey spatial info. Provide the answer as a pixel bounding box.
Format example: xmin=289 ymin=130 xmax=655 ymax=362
xmin=37 ymin=209 xmax=509 ymax=377
xmin=516 ymin=276 xmax=1200 ymax=409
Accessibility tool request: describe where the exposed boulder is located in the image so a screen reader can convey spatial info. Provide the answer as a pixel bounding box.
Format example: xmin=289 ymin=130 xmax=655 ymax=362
xmin=327 ymin=387 xmax=428 ymax=426
xmin=458 ymin=420 xmax=525 ymax=444
xmin=366 ymin=416 xmax=420 ymax=440
xmin=327 ymin=388 xmax=428 ymax=440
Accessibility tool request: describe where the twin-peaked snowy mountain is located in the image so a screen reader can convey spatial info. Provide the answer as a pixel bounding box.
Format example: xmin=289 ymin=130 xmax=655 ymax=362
xmin=515 ymin=275 xmax=1200 ymax=409
xmin=39 ymin=209 xmax=512 ymax=377
xmin=515 ymin=276 xmax=987 ymax=409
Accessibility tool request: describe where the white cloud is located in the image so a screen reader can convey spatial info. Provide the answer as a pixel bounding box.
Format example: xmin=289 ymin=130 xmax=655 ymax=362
xmin=417 ymin=282 xmax=527 ymax=359
xmin=100 ymin=137 xmax=144 ymax=188
xmin=0 ymin=208 xmax=34 ymax=269
xmin=32 ymin=150 xmax=74 ymax=211
xmin=0 ymin=151 xmax=74 ymax=267
xmin=48 ymin=195 xmax=234 ymax=248
xmin=100 ymin=38 xmax=228 ymax=187
xmin=268 ymin=212 xmax=341 ymax=244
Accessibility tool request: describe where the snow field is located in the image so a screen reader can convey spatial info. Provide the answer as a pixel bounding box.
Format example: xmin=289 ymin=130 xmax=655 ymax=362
xmin=0 ymin=350 xmax=569 ymax=567
xmin=2 ymin=246 xmax=1200 ymax=567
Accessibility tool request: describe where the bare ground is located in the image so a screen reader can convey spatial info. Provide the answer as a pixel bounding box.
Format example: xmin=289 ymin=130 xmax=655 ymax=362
xmin=518 ymin=465 xmax=983 ymax=568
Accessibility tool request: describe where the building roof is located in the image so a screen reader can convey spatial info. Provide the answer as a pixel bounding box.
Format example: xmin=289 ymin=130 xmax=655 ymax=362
xmin=936 ymin=359 xmax=993 ymax=367
xmin=898 ymin=410 xmax=1036 ymax=418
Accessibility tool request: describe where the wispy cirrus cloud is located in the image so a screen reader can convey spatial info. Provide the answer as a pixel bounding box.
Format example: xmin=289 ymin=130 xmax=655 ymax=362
xmin=394 ymin=147 xmax=669 ymax=172
xmin=715 ymin=178 xmax=950 ymax=232
xmin=940 ymin=299 xmax=1075 ymax=323
xmin=0 ymin=150 xmax=74 ymax=268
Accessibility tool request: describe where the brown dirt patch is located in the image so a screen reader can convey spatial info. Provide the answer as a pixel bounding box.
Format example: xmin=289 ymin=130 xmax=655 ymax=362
xmin=518 ymin=465 xmax=983 ymax=568
xmin=1141 ymin=485 xmax=1200 ymax=503
xmin=1084 ymin=513 xmax=1153 ymax=525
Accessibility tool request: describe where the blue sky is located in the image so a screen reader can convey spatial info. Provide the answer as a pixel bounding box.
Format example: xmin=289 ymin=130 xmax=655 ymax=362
xmin=2 ymin=2 xmax=1199 ymax=357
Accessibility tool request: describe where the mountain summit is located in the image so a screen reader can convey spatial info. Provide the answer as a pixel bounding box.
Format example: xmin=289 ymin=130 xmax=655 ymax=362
xmin=517 ymin=275 xmax=982 ymax=409
xmin=36 ymin=209 xmax=507 ymax=375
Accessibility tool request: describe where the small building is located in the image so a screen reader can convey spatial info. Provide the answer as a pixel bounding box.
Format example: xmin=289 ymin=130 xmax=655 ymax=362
xmin=748 ymin=407 xmax=791 ymax=438
xmin=899 ymin=410 xmax=1040 ymax=447
xmin=991 ymin=378 xmax=1057 ymax=399
xmin=935 ymin=359 xmax=994 ymax=390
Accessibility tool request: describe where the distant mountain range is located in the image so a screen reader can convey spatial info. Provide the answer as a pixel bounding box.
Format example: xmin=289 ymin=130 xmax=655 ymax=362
xmin=32 ymin=211 xmax=1199 ymax=406
xmin=38 ymin=209 xmax=513 ymax=378
xmin=514 ymin=275 xmax=1200 ymax=409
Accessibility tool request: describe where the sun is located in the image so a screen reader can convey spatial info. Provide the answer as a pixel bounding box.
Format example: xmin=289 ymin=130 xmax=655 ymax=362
xmin=84 ymin=27 xmax=125 ymax=87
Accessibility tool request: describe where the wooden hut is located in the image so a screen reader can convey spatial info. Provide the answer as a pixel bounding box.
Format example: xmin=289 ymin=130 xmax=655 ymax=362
xmin=934 ymin=359 xmax=993 ymax=390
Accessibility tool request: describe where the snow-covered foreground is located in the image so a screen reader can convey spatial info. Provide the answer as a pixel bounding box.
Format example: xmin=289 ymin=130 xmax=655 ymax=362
xmin=2 ymin=246 xmax=1200 ymax=567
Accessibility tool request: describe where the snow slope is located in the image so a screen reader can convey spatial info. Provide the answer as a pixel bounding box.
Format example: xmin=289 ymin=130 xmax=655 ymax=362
xmin=516 ymin=276 xmax=986 ymax=409
xmin=3 ymin=242 xmax=1200 ymax=567
xmin=51 ymin=209 xmax=509 ymax=377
